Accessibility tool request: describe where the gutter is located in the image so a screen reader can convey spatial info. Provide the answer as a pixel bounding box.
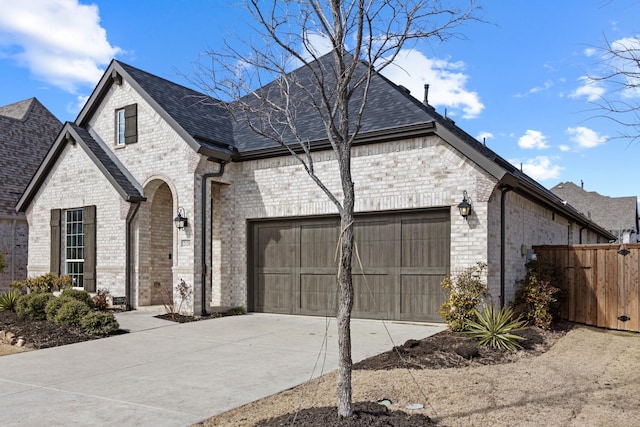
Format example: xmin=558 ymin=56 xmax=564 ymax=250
xmin=200 ymin=161 xmax=227 ymax=315
xmin=125 ymin=201 xmax=141 ymax=310
xmin=500 ymin=186 xmax=512 ymax=309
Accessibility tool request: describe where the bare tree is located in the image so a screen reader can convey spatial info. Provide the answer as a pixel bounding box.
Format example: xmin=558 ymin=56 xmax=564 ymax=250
xmin=197 ymin=0 xmax=479 ymax=418
xmin=590 ymin=35 xmax=640 ymax=142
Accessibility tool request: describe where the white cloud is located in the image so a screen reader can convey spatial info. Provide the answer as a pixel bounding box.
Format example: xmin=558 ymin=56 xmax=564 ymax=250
xmin=559 ymin=144 xmax=571 ymax=152
xmin=518 ymin=129 xmax=549 ymax=149
xmin=0 ymin=0 xmax=120 ymax=92
xmin=476 ymin=131 xmax=493 ymax=143
xmin=610 ymin=37 xmax=640 ymax=99
xmin=515 ymin=80 xmax=553 ymax=97
xmin=569 ymin=76 xmax=605 ymax=102
xmin=510 ymin=156 xmax=563 ymax=181
xmin=584 ymin=47 xmax=597 ymax=57
xmin=566 ymin=126 xmax=608 ymax=148
xmin=380 ymin=49 xmax=484 ymax=119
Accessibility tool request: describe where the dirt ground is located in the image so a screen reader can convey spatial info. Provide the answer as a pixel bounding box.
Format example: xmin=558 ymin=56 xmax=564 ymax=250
xmin=197 ymin=325 xmax=640 ymax=426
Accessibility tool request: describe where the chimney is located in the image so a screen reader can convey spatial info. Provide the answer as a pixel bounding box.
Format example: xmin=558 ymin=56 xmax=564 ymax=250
xmin=581 ymin=180 xmax=584 ymax=189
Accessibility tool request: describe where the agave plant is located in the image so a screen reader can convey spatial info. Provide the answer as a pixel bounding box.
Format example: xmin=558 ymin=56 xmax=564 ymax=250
xmin=0 ymin=289 xmax=21 ymax=312
xmin=465 ymin=305 xmax=527 ymax=351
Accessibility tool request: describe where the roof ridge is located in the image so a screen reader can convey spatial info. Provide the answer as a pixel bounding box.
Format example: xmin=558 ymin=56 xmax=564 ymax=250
xmin=0 ymin=97 xmax=36 ymax=121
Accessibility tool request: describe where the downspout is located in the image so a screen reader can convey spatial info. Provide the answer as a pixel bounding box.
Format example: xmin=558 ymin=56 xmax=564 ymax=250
xmin=201 ymin=161 xmax=227 ymax=316
xmin=11 ymin=219 xmax=17 ymax=282
xmin=500 ymin=187 xmax=512 ymax=309
xmin=125 ymin=201 xmax=141 ymax=310
xmin=579 ymin=225 xmax=587 ymax=244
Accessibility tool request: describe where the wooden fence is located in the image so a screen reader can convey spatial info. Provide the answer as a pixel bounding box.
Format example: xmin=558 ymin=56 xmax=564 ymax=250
xmin=533 ymin=244 xmax=640 ymax=333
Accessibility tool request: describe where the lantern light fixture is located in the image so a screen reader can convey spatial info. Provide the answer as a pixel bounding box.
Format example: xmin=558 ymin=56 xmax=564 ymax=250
xmin=174 ymin=207 xmax=188 ymax=230
xmin=457 ymin=190 xmax=472 ymax=220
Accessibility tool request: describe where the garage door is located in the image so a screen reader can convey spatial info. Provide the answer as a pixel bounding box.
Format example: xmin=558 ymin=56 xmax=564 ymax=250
xmin=248 ymin=210 xmax=450 ymax=322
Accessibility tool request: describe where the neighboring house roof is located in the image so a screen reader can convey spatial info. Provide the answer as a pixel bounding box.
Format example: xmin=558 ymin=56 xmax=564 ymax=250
xmin=0 ymin=98 xmax=61 ymax=216
xmin=16 ymin=122 xmax=145 ymax=212
xmin=551 ymin=181 xmax=639 ymax=235
xmin=12 ymin=56 xmax=618 ymax=239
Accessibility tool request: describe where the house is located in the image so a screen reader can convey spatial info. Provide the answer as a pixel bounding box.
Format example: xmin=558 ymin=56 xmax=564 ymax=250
xmin=551 ymin=181 xmax=639 ymax=243
xmin=0 ymin=98 xmax=61 ymax=291
xmin=16 ymin=57 xmax=615 ymax=320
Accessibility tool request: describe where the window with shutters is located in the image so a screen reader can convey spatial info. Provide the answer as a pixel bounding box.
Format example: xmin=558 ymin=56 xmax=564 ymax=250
xmin=64 ymin=208 xmax=85 ymax=287
xmin=115 ymin=103 xmax=137 ymax=146
xmin=51 ymin=206 xmax=96 ymax=292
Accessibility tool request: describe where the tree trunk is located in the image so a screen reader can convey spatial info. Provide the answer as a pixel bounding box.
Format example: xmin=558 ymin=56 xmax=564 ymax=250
xmin=336 ymin=147 xmax=355 ymax=418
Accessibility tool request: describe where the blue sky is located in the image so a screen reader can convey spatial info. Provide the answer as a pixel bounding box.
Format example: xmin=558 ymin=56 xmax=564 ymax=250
xmin=1 ymin=0 xmax=639 ymax=198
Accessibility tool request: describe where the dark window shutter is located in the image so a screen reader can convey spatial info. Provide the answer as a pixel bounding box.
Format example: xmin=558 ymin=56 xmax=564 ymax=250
xmin=50 ymin=209 xmax=61 ymax=275
xmin=84 ymin=205 xmax=97 ymax=292
xmin=124 ymin=103 xmax=137 ymax=144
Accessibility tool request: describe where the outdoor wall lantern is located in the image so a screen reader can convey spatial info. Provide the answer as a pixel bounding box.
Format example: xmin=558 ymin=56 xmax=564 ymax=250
xmin=174 ymin=207 xmax=188 ymax=230
xmin=457 ymin=190 xmax=472 ymax=220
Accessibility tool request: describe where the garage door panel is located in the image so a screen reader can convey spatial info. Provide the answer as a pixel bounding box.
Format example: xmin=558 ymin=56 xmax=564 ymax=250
xmin=300 ymin=274 xmax=336 ymax=315
xmin=354 ymin=220 xmax=396 ymax=268
xmin=400 ymin=274 xmax=447 ymax=322
xmin=352 ymin=274 xmax=395 ymax=319
xmin=402 ymin=218 xmax=450 ymax=268
xmin=301 ymin=222 xmax=339 ymax=268
xmin=257 ymin=225 xmax=296 ymax=268
xmin=256 ymin=273 xmax=293 ymax=313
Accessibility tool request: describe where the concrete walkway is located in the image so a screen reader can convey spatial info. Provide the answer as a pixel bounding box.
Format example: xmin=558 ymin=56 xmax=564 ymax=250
xmin=0 ymin=311 xmax=444 ymax=427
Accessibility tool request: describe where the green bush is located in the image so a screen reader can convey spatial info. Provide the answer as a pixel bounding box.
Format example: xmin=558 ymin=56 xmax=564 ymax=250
xmin=54 ymin=300 xmax=91 ymax=326
xmin=512 ymin=260 xmax=561 ymax=329
xmin=80 ymin=311 xmax=120 ymax=335
xmin=465 ymin=306 xmax=527 ymax=351
xmin=45 ymin=295 xmax=76 ymax=321
xmin=11 ymin=273 xmax=73 ymax=294
xmin=15 ymin=292 xmax=55 ymax=320
xmin=0 ymin=289 xmax=21 ymax=312
xmin=0 ymin=252 xmax=5 ymax=274
xmin=439 ymin=262 xmax=490 ymax=331
xmin=61 ymin=288 xmax=95 ymax=308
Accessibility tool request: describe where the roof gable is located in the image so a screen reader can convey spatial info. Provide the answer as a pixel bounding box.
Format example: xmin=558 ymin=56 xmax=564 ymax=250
xmin=76 ymin=60 xmax=235 ymax=161
xmin=16 ymin=122 xmax=144 ymax=212
xmin=0 ymin=98 xmax=62 ymax=215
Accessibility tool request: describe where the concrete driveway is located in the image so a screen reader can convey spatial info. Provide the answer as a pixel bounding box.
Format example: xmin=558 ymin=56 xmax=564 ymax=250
xmin=0 ymin=311 xmax=444 ymax=427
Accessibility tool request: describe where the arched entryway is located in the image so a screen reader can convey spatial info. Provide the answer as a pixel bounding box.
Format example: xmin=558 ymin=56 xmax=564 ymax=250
xmin=137 ymin=179 xmax=175 ymax=306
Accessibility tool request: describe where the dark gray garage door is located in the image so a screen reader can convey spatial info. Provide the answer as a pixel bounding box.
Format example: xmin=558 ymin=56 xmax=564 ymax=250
xmin=248 ymin=209 xmax=450 ymax=322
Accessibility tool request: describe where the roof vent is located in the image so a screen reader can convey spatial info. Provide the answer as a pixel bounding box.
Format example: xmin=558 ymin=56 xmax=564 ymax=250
xmin=423 ymin=84 xmax=430 ymax=105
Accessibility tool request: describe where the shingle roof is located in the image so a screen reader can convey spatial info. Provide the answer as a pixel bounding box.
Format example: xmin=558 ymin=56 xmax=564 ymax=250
xmin=0 ymin=98 xmax=61 ymax=215
xmin=551 ymin=181 xmax=639 ymax=233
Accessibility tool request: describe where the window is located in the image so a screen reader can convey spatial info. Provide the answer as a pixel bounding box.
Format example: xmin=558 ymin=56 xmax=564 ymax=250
xmin=116 ymin=109 xmax=126 ymax=146
xmin=50 ymin=206 xmax=96 ymax=291
xmin=115 ymin=103 xmax=137 ymax=146
xmin=65 ymin=208 xmax=85 ymax=287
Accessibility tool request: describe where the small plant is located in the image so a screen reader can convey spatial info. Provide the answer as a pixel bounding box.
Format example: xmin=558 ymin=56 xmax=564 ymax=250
xmin=93 ymin=288 xmax=111 ymax=311
xmin=15 ymin=292 xmax=55 ymax=320
xmin=0 ymin=289 xmax=21 ymax=312
xmin=163 ymin=278 xmax=193 ymax=318
xmin=81 ymin=311 xmax=120 ymax=335
xmin=227 ymin=306 xmax=246 ymax=316
xmin=465 ymin=306 xmax=527 ymax=351
xmin=61 ymin=288 xmax=95 ymax=308
xmin=439 ymin=262 xmax=490 ymax=331
xmin=0 ymin=252 xmax=5 ymax=274
xmin=11 ymin=273 xmax=73 ymax=294
xmin=54 ymin=300 xmax=91 ymax=326
xmin=45 ymin=295 xmax=76 ymax=321
xmin=512 ymin=259 xmax=561 ymax=329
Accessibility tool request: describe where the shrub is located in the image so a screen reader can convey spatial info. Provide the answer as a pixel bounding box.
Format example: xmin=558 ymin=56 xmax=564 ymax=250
xmin=45 ymin=295 xmax=76 ymax=321
xmin=15 ymin=292 xmax=55 ymax=320
xmin=93 ymin=288 xmax=111 ymax=311
xmin=81 ymin=311 xmax=120 ymax=335
xmin=0 ymin=289 xmax=21 ymax=312
xmin=163 ymin=278 xmax=193 ymax=318
xmin=0 ymin=252 xmax=5 ymax=274
xmin=465 ymin=306 xmax=527 ymax=351
xmin=54 ymin=300 xmax=91 ymax=326
xmin=11 ymin=273 xmax=73 ymax=294
xmin=61 ymin=288 xmax=95 ymax=308
xmin=439 ymin=262 xmax=490 ymax=331
xmin=512 ymin=260 xmax=561 ymax=329
xmin=226 ymin=306 xmax=246 ymax=316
